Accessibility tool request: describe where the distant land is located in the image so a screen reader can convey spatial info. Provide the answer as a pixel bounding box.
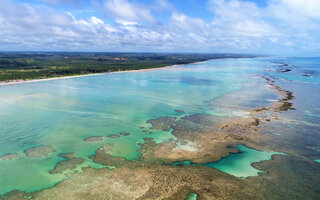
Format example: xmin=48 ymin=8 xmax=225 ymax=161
xmin=0 ymin=52 xmax=257 ymax=83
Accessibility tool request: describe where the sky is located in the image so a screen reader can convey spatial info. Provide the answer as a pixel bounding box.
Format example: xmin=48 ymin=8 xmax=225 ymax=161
xmin=0 ymin=0 xmax=320 ymax=55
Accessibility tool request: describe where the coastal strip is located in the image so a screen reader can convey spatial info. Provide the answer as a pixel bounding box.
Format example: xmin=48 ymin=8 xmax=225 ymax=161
xmin=0 ymin=64 xmax=179 ymax=86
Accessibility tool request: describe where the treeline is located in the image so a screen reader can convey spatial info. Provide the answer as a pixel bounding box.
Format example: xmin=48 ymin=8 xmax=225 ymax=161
xmin=0 ymin=52 xmax=256 ymax=82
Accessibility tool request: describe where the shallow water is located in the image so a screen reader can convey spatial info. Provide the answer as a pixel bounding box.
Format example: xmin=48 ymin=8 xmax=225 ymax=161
xmin=0 ymin=57 xmax=320 ymax=194
xmin=205 ymin=145 xmax=285 ymax=177
xmin=172 ymin=145 xmax=285 ymax=177
xmin=185 ymin=192 xmax=198 ymax=200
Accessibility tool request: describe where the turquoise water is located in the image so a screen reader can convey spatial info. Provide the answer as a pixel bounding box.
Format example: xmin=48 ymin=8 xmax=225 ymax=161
xmin=205 ymin=145 xmax=285 ymax=177
xmin=172 ymin=145 xmax=285 ymax=178
xmin=0 ymin=57 xmax=319 ymax=194
xmin=267 ymin=57 xmax=320 ymax=84
xmin=185 ymin=192 xmax=198 ymax=200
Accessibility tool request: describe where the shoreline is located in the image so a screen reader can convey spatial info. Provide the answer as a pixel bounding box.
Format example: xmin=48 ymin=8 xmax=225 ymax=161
xmin=0 ymin=63 xmax=182 ymax=87
xmin=0 ymin=58 xmax=253 ymax=87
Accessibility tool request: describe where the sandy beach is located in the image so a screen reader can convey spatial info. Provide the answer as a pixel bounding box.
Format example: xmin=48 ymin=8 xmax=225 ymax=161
xmin=0 ymin=64 xmax=181 ymax=87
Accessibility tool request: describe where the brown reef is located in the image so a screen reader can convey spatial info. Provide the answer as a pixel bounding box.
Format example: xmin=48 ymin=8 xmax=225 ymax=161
xmin=107 ymin=134 xmax=120 ymax=138
xmin=147 ymin=116 xmax=177 ymax=131
xmin=119 ymin=132 xmax=130 ymax=136
xmin=24 ymin=145 xmax=56 ymax=158
xmin=89 ymin=144 xmax=126 ymax=167
xmin=50 ymin=153 xmax=85 ymax=174
xmin=0 ymin=153 xmax=20 ymax=161
xmin=2 ymin=157 xmax=319 ymax=200
xmin=83 ymin=136 xmax=104 ymax=143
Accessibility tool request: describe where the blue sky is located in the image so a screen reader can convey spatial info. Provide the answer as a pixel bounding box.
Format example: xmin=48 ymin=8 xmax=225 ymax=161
xmin=0 ymin=0 xmax=320 ymax=55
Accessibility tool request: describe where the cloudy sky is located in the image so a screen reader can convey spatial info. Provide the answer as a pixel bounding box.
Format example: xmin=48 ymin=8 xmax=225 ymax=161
xmin=0 ymin=0 xmax=319 ymax=55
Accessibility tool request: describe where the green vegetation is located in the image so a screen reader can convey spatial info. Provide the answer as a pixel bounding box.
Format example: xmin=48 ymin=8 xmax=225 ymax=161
xmin=0 ymin=52 xmax=255 ymax=82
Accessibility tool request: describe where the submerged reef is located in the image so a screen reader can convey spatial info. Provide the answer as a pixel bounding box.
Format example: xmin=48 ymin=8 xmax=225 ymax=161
xmin=90 ymin=144 xmax=126 ymax=167
xmin=107 ymin=134 xmax=120 ymax=138
xmin=175 ymin=110 xmax=185 ymax=114
xmin=0 ymin=153 xmax=20 ymax=161
xmin=260 ymin=76 xmax=295 ymax=112
xmin=50 ymin=153 xmax=85 ymax=174
xmin=24 ymin=145 xmax=56 ymax=158
xmin=147 ymin=116 xmax=177 ymax=131
xmin=83 ymin=136 xmax=104 ymax=143
xmin=119 ymin=132 xmax=130 ymax=136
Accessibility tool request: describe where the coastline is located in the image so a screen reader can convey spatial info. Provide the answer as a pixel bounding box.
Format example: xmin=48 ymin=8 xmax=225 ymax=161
xmin=0 ymin=58 xmax=252 ymax=87
xmin=0 ymin=63 xmax=181 ymax=87
xmin=2 ymin=57 xmax=319 ymax=200
xmin=1 ymin=68 xmax=299 ymax=199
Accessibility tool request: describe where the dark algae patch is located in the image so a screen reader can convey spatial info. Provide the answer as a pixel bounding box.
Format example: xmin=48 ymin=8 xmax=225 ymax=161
xmin=175 ymin=110 xmax=185 ymax=114
xmin=147 ymin=116 xmax=177 ymax=131
xmin=119 ymin=132 xmax=130 ymax=136
xmin=50 ymin=153 xmax=85 ymax=174
xmin=143 ymin=137 xmax=153 ymax=142
xmin=107 ymin=134 xmax=120 ymax=138
xmin=90 ymin=145 xmax=126 ymax=167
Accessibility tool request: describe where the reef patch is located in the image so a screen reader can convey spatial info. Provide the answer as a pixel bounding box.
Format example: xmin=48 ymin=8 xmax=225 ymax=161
xmin=107 ymin=134 xmax=120 ymax=138
xmin=90 ymin=144 xmax=126 ymax=166
xmin=50 ymin=153 xmax=85 ymax=174
xmin=83 ymin=136 xmax=104 ymax=143
xmin=0 ymin=153 xmax=20 ymax=161
xmin=119 ymin=132 xmax=130 ymax=136
xmin=24 ymin=145 xmax=56 ymax=158
xmin=147 ymin=116 xmax=177 ymax=131
xmin=175 ymin=110 xmax=185 ymax=114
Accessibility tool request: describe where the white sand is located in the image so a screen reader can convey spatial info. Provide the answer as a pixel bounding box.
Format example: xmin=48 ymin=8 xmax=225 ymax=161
xmin=0 ymin=64 xmax=180 ymax=86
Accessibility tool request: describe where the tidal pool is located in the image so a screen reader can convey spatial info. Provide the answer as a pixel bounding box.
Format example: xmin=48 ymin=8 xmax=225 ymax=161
xmin=172 ymin=145 xmax=285 ymax=178
xmin=185 ymin=192 xmax=198 ymax=200
xmin=206 ymin=145 xmax=286 ymax=177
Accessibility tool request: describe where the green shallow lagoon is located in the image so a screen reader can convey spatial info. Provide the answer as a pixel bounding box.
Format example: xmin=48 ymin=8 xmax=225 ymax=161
xmin=205 ymin=145 xmax=286 ymax=177
xmin=172 ymin=145 xmax=285 ymax=178
xmin=0 ymin=58 xmax=291 ymax=194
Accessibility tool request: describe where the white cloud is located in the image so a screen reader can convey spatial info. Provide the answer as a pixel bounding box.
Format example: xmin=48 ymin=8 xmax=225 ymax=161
xmin=91 ymin=16 xmax=104 ymax=25
xmin=102 ymin=0 xmax=156 ymax=23
xmin=171 ymin=12 xmax=207 ymax=33
xmin=209 ymin=0 xmax=276 ymax=37
xmin=207 ymin=0 xmax=320 ymax=53
xmin=277 ymin=0 xmax=320 ymax=18
xmin=0 ymin=0 xmax=319 ymax=54
xmin=153 ymin=0 xmax=174 ymax=11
